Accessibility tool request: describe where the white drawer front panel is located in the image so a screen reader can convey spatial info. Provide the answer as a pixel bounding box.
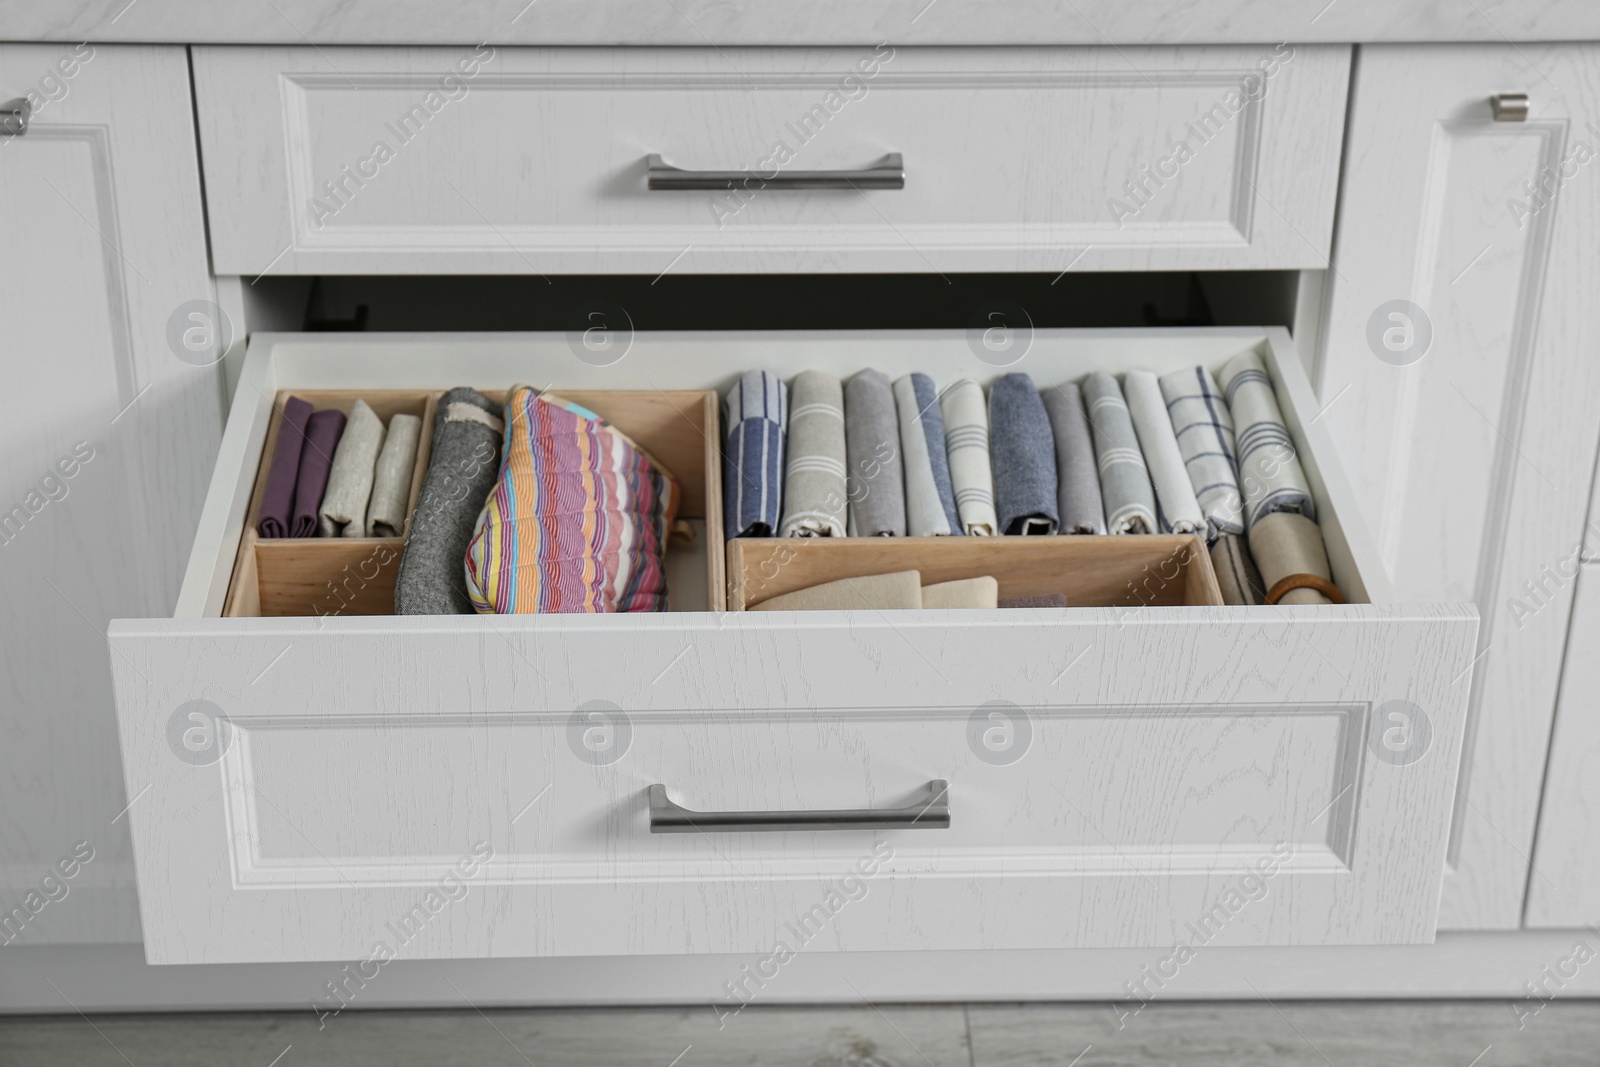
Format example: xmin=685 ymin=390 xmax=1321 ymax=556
xmin=193 ymin=46 xmax=1350 ymax=275
xmin=109 ymin=328 xmax=1476 ymax=963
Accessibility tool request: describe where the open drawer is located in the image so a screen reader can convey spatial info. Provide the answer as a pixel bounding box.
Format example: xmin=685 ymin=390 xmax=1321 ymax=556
xmin=109 ymin=327 xmax=1477 ymax=964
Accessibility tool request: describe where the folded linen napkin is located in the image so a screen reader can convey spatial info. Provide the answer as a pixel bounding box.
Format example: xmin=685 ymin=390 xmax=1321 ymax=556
xmin=989 ymin=373 xmax=1058 ymax=535
xmin=1249 ymin=511 xmax=1341 ymax=605
xmin=1124 ymin=370 xmax=1204 ymax=536
xmin=318 ymin=400 xmax=385 ymax=538
xmin=1041 ymin=382 xmax=1106 ymax=535
xmin=921 ymin=575 xmax=999 ymax=609
xmin=722 ymin=370 xmax=787 ymax=538
xmin=257 ymin=395 xmax=313 ymax=538
xmin=779 ymin=370 xmax=848 ymax=538
xmin=939 ymin=378 xmax=999 ymax=536
xmin=1081 ymin=372 xmax=1157 ymax=535
xmin=1160 ymin=365 xmax=1245 ymax=542
xmin=365 ymin=412 xmax=422 ymax=537
xmin=291 ymin=408 xmax=346 ymax=538
xmin=749 ymin=570 xmax=922 ymax=611
xmin=1210 ymin=533 xmax=1266 ymax=606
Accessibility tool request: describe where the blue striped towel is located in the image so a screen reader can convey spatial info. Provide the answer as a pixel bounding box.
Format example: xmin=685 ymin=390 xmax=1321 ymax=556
xmin=1159 ymin=365 xmax=1245 ymax=541
xmin=1219 ymin=352 xmax=1315 ymax=530
xmin=722 ymin=370 xmax=788 ymax=538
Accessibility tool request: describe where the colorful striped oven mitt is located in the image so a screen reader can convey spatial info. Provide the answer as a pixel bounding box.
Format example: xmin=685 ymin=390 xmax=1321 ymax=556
xmin=464 ymin=387 xmax=681 ymax=613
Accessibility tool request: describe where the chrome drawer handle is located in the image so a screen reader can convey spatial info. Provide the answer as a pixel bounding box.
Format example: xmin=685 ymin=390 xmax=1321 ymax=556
xmin=1 ymin=98 xmax=29 ymax=138
xmin=645 ymin=152 xmax=905 ymax=191
xmin=1491 ymin=93 xmax=1529 ymax=121
xmin=648 ymin=778 xmax=948 ymax=833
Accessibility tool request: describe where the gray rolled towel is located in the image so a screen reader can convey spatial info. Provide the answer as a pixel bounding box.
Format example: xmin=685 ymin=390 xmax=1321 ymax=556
xmin=988 ymin=373 xmax=1058 ymax=535
xmin=394 ymin=388 xmax=505 ymax=615
xmin=318 ymin=400 xmax=386 ymax=538
xmin=894 ymin=373 xmax=962 ymax=537
xmin=779 ymin=371 xmax=848 ymax=537
xmin=844 ymin=369 xmax=906 ymax=537
xmin=1082 ymin=371 xmax=1158 ymax=535
xmin=940 ymin=379 xmax=998 ymax=536
xmin=1041 ymin=382 xmax=1106 ymax=535
xmin=365 ymin=413 xmax=422 ymax=537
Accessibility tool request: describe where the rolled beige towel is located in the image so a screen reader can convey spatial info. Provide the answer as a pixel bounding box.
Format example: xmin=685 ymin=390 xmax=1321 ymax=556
xmin=1249 ymin=512 xmax=1344 ymax=605
xmin=365 ymin=413 xmax=422 ymax=537
xmin=318 ymin=400 xmax=386 ymax=538
xmin=749 ymin=570 xmax=922 ymax=611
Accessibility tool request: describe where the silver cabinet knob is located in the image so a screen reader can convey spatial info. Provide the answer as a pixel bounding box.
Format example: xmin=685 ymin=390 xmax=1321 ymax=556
xmin=0 ymin=97 xmax=29 ymax=137
xmin=1490 ymin=93 xmax=1529 ymax=121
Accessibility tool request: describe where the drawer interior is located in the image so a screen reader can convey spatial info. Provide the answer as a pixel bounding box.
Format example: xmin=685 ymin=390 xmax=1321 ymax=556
xmin=179 ymin=327 xmax=1387 ymax=619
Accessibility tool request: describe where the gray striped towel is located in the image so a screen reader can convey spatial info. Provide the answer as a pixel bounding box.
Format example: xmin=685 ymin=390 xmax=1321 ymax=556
xmin=894 ymin=373 xmax=962 ymax=537
xmin=1124 ymin=370 xmax=1204 ymax=536
xmin=1042 ymin=382 xmax=1106 ymax=535
xmin=939 ymin=378 xmax=999 ymax=536
xmin=722 ymin=370 xmax=788 ymax=538
xmin=1160 ymin=365 xmax=1245 ymax=542
xmin=779 ymin=370 xmax=848 ymax=537
xmin=1219 ymin=351 xmax=1315 ymax=529
xmin=1082 ymin=371 xmax=1157 ymax=535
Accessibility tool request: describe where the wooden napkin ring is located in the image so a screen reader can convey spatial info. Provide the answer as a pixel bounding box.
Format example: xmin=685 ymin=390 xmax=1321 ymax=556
xmin=1265 ymin=573 xmax=1346 ymax=605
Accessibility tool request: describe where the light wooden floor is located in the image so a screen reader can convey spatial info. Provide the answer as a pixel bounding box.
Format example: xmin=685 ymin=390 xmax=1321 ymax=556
xmin=1 ymin=1001 xmax=1597 ymax=1065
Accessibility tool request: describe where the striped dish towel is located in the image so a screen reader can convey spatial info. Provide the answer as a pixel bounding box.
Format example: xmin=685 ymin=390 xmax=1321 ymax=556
xmin=1219 ymin=351 xmax=1315 ymax=529
xmin=1081 ymin=371 xmax=1157 ymax=535
xmin=722 ymin=370 xmax=788 ymax=538
xmin=1124 ymin=369 xmax=1204 ymax=536
xmin=779 ymin=370 xmax=848 ymax=537
xmin=939 ymin=378 xmax=999 ymax=536
xmin=464 ymin=388 xmax=680 ymax=613
xmin=1159 ymin=365 xmax=1245 ymax=542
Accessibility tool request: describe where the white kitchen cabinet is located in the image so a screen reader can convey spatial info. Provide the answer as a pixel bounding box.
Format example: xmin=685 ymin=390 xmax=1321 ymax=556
xmin=1317 ymin=44 xmax=1600 ymax=929
xmin=191 ymin=44 xmax=1349 ymax=276
xmin=107 ymin=327 xmax=1476 ymax=964
xmin=0 ymin=45 xmax=220 ymax=942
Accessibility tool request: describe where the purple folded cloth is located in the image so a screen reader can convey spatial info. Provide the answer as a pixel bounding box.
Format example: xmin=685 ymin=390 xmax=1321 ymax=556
xmin=256 ymin=396 xmax=313 ymax=538
xmin=999 ymin=593 xmax=1069 ymax=609
xmin=291 ymin=408 xmax=347 ymax=538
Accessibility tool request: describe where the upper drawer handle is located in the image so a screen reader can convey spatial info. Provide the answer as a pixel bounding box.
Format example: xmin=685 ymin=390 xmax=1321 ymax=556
xmin=1490 ymin=93 xmax=1529 ymax=121
xmin=646 ymin=152 xmax=905 ymax=191
xmin=1 ymin=97 xmax=29 ymax=138
xmin=648 ymin=778 xmax=948 ymax=833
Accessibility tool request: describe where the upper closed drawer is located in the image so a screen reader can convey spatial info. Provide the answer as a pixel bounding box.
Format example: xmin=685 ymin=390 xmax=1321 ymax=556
xmin=193 ymin=45 xmax=1350 ymax=275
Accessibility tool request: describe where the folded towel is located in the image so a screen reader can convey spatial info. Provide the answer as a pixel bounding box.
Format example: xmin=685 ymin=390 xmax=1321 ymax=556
xmin=466 ymin=388 xmax=681 ymax=614
xmin=257 ymin=395 xmax=313 ymax=538
xmin=1210 ymin=533 xmax=1266 ymax=606
xmin=317 ymin=400 xmax=385 ymax=538
xmin=750 ymin=570 xmax=922 ymax=611
xmin=1124 ymin=370 xmax=1204 ymax=536
xmin=1000 ymin=593 xmax=1070 ymax=609
xmin=394 ymin=388 xmax=503 ymax=615
xmin=1249 ymin=511 xmax=1341 ymax=605
xmin=844 ymin=369 xmax=906 ymax=537
xmin=722 ymin=370 xmax=787 ymax=538
xmin=989 ymin=373 xmax=1058 ymax=535
xmin=939 ymin=378 xmax=999 ymax=536
xmin=894 ymin=374 xmax=962 ymax=537
xmin=365 ymin=412 xmax=422 ymax=537
xmin=1082 ymin=372 xmax=1158 ymax=535
xmin=1160 ymin=365 xmax=1245 ymax=542
xmin=1041 ymin=383 xmax=1106 ymax=535
xmin=779 ymin=371 xmax=848 ymax=538
xmin=291 ymin=408 xmax=346 ymax=538
xmin=921 ymin=576 xmax=999 ymax=609
xmin=1220 ymin=351 xmax=1316 ymax=529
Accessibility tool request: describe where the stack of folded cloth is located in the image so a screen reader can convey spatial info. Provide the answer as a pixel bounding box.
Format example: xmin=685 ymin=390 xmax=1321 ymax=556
xmin=255 ymin=395 xmax=422 ymax=539
xmin=747 ymin=571 xmax=1071 ymax=611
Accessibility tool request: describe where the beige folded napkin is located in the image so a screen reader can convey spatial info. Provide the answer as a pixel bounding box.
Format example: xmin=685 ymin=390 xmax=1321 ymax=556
xmin=365 ymin=412 xmax=422 ymax=537
xmin=318 ymin=400 xmax=386 ymax=538
xmin=749 ymin=570 xmax=922 ymax=611
xmin=921 ymin=576 xmax=999 ymax=609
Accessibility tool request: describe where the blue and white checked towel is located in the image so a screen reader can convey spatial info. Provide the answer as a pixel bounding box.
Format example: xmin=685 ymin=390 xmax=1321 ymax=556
xmin=1159 ymin=365 xmax=1245 ymax=541
xmin=722 ymin=370 xmax=788 ymax=538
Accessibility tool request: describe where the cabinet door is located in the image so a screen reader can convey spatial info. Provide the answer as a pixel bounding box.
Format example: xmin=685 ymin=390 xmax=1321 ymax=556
xmin=0 ymin=46 xmax=220 ymax=942
xmin=1318 ymin=44 xmax=1600 ymax=929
